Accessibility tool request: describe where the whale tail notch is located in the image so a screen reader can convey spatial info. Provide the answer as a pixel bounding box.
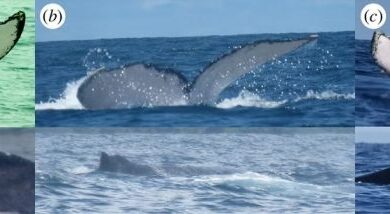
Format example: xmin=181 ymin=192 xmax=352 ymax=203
xmin=0 ymin=11 xmax=25 ymax=60
xmin=77 ymin=35 xmax=318 ymax=109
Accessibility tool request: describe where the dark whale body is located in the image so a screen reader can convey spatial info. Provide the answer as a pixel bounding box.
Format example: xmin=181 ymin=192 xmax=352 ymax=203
xmin=0 ymin=151 xmax=34 ymax=214
xmin=0 ymin=11 xmax=25 ymax=60
xmin=98 ymin=152 xmax=230 ymax=177
xmin=355 ymin=167 xmax=390 ymax=185
xmin=99 ymin=152 xmax=158 ymax=176
xmin=77 ymin=35 xmax=318 ymax=109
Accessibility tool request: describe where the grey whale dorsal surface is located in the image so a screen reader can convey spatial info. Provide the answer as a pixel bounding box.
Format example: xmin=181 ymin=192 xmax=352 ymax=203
xmin=77 ymin=35 xmax=318 ymax=109
xmin=372 ymin=31 xmax=390 ymax=73
xmin=0 ymin=11 xmax=25 ymax=60
xmin=355 ymin=167 xmax=390 ymax=185
xmin=98 ymin=152 xmax=230 ymax=177
xmin=99 ymin=152 xmax=158 ymax=176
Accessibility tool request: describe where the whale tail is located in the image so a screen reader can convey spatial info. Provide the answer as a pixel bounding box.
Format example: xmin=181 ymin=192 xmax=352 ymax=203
xmin=78 ymin=64 xmax=189 ymax=109
xmin=372 ymin=31 xmax=390 ymax=73
xmin=0 ymin=11 xmax=25 ymax=60
xmin=77 ymin=35 xmax=318 ymax=109
xmin=189 ymin=36 xmax=318 ymax=104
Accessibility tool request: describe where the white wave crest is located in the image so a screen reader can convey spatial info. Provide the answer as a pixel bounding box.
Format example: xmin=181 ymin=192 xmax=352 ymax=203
xmin=35 ymin=77 xmax=86 ymax=110
xmin=294 ymin=90 xmax=355 ymax=102
xmin=67 ymin=166 xmax=94 ymax=175
xmin=191 ymin=172 xmax=344 ymax=197
xmin=216 ymin=90 xmax=287 ymax=109
xmin=193 ymin=171 xmax=290 ymax=184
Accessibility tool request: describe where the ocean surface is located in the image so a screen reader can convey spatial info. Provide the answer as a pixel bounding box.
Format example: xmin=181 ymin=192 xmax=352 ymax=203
xmin=0 ymin=0 xmax=35 ymax=127
xmin=355 ymin=39 xmax=390 ymax=126
xmin=356 ymin=143 xmax=390 ymax=213
xmin=36 ymin=31 xmax=355 ymax=127
xmin=35 ymin=128 xmax=354 ymax=213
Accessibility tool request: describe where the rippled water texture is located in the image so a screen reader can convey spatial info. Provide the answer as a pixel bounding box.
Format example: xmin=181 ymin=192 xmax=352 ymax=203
xmin=36 ymin=128 xmax=354 ymax=213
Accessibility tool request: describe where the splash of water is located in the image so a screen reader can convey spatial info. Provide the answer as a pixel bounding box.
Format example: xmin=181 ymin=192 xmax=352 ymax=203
xmin=294 ymin=90 xmax=355 ymax=102
xmin=35 ymin=77 xmax=86 ymax=110
xmin=216 ymin=90 xmax=288 ymax=109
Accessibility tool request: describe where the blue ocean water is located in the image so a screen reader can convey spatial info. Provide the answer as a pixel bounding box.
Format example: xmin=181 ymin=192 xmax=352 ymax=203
xmin=356 ymin=143 xmax=390 ymax=213
xmin=36 ymin=32 xmax=354 ymax=127
xmin=35 ymin=128 xmax=354 ymax=213
xmin=356 ymin=39 xmax=390 ymax=126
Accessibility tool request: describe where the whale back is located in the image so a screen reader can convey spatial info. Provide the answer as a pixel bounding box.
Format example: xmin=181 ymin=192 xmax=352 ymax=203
xmin=99 ymin=152 xmax=157 ymax=176
xmin=0 ymin=11 xmax=25 ymax=60
xmin=0 ymin=152 xmax=34 ymax=213
xmin=188 ymin=36 xmax=318 ymax=104
xmin=355 ymin=167 xmax=390 ymax=185
xmin=372 ymin=31 xmax=390 ymax=73
xmin=77 ymin=64 xmax=189 ymax=109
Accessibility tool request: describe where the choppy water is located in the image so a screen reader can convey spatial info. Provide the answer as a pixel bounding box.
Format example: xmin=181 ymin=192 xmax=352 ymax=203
xmin=356 ymin=143 xmax=390 ymax=213
xmin=0 ymin=0 xmax=35 ymax=127
xmin=355 ymin=39 xmax=390 ymax=126
xmin=35 ymin=128 xmax=354 ymax=213
xmin=36 ymin=31 xmax=354 ymax=127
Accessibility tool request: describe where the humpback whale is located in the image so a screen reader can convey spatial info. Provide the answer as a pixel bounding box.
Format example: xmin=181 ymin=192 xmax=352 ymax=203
xmin=99 ymin=152 xmax=158 ymax=176
xmin=0 ymin=152 xmax=34 ymax=214
xmin=77 ymin=35 xmax=318 ymax=109
xmin=355 ymin=167 xmax=390 ymax=185
xmin=372 ymin=31 xmax=390 ymax=73
xmin=98 ymin=152 xmax=230 ymax=177
xmin=0 ymin=11 xmax=25 ymax=60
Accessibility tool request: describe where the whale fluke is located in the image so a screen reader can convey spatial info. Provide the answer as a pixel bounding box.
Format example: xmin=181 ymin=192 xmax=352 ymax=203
xmin=0 ymin=11 xmax=25 ymax=60
xmin=189 ymin=36 xmax=318 ymax=104
xmin=78 ymin=64 xmax=188 ymax=109
xmin=77 ymin=36 xmax=318 ymax=109
xmin=372 ymin=31 xmax=390 ymax=73
xmin=0 ymin=152 xmax=34 ymax=214
xmin=98 ymin=152 xmax=158 ymax=176
xmin=355 ymin=167 xmax=390 ymax=185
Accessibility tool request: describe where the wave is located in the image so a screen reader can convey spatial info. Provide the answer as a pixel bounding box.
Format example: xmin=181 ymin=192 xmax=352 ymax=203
xmin=192 ymin=171 xmax=291 ymax=184
xmin=216 ymin=90 xmax=288 ymax=109
xmin=192 ymin=172 xmax=317 ymax=193
xmin=35 ymin=78 xmax=86 ymax=110
xmin=67 ymin=166 xmax=95 ymax=175
xmin=294 ymin=90 xmax=355 ymax=102
xmin=191 ymin=171 xmax=346 ymax=197
xmin=216 ymin=90 xmax=354 ymax=109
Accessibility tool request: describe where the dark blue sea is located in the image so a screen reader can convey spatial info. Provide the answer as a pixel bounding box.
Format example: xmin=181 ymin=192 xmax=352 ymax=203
xmin=356 ymin=143 xmax=390 ymax=213
xmin=35 ymin=128 xmax=354 ymax=213
xmin=356 ymin=40 xmax=390 ymax=126
xmin=36 ymin=32 xmax=354 ymax=127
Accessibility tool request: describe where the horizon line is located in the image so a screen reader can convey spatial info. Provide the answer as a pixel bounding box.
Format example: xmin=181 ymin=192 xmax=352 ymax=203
xmin=36 ymin=30 xmax=354 ymax=43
